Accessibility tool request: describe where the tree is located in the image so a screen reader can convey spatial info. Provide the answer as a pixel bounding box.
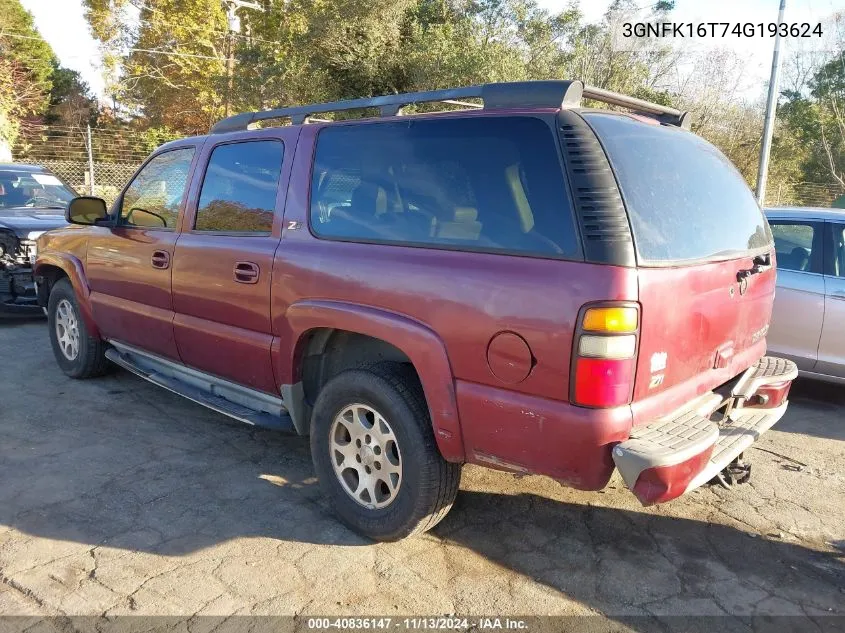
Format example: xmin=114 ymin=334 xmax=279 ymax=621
xmin=0 ymin=0 xmax=56 ymax=151
xmin=84 ymin=0 xmax=228 ymax=134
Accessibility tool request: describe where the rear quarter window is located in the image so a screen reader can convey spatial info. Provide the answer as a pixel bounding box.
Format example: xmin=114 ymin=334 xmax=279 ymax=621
xmin=309 ymin=116 xmax=580 ymax=259
xmin=584 ymin=113 xmax=772 ymax=265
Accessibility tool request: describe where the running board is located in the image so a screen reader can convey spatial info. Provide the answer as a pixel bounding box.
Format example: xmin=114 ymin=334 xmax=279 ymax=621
xmin=105 ymin=345 xmax=295 ymax=432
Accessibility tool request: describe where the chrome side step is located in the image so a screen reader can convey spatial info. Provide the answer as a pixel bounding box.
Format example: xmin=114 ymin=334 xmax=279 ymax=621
xmin=105 ymin=344 xmax=295 ymax=432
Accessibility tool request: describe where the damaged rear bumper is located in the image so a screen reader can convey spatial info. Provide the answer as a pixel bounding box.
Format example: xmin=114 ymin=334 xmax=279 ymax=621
xmin=612 ymin=356 xmax=798 ymax=505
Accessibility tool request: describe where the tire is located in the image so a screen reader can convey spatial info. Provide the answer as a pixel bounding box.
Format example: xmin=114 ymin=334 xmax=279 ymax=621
xmin=310 ymin=362 xmax=461 ymax=541
xmin=47 ymin=278 xmax=110 ymax=379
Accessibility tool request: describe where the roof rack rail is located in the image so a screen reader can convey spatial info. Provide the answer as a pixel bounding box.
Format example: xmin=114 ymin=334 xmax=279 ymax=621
xmin=209 ymin=80 xmax=690 ymax=134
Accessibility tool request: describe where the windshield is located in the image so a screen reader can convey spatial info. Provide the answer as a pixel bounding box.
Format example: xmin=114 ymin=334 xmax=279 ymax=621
xmin=583 ymin=113 xmax=772 ymax=265
xmin=0 ymin=170 xmax=76 ymax=209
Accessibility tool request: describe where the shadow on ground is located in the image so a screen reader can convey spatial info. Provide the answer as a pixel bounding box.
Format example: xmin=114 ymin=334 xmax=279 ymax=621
xmin=1 ymin=321 xmax=843 ymax=624
xmin=1 ymin=374 xmax=843 ymax=622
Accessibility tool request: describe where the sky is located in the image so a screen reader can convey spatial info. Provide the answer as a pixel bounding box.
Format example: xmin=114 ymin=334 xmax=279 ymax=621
xmin=18 ymin=0 xmax=845 ymax=104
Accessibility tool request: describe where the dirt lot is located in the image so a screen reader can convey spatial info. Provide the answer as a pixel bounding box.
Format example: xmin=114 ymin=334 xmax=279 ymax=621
xmin=0 ymin=319 xmax=843 ymax=625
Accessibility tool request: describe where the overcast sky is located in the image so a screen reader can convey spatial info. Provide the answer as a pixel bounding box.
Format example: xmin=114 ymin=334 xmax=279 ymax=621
xmin=18 ymin=0 xmax=845 ymax=104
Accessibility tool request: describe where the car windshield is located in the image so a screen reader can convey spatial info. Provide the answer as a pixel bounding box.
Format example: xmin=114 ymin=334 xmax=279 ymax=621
xmin=0 ymin=170 xmax=76 ymax=209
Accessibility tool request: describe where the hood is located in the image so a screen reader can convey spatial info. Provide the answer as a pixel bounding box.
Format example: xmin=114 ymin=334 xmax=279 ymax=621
xmin=0 ymin=207 xmax=68 ymax=237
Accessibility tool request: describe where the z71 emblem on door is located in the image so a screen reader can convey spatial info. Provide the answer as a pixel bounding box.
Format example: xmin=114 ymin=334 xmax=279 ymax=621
xmin=287 ymin=221 xmax=302 ymax=231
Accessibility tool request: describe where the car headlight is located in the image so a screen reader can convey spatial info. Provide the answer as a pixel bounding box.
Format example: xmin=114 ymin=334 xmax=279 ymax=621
xmin=27 ymin=231 xmax=45 ymax=240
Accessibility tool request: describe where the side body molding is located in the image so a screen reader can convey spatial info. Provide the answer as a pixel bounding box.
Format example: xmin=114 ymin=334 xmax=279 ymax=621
xmin=280 ymin=299 xmax=465 ymax=462
xmin=34 ymin=252 xmax=100 ymax=337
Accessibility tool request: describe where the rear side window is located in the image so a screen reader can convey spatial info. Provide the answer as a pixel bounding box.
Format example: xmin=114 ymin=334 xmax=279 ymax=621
xmin=309 ymin=116 xmax=579 ymax=258
xmin=584 ymin=113 xmax=772 ymax=265
xmin=195 ymin=140 xmax=284 ymax=233
xmin=769 ymin=221 xmax=821 ymax=273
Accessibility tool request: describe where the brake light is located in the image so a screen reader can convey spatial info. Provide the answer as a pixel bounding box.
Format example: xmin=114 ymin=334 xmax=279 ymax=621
xmin=572 ymin=303 xmax=639 ymax=408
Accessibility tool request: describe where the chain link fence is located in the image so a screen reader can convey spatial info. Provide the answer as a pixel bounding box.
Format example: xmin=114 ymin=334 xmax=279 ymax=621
xmin=12 ymin=158 xmax=138 ymax=206
xmin=10 ymin=124 xmax=167 ymax=206
xmin=764 ymin=182 xmax=845 ymax=209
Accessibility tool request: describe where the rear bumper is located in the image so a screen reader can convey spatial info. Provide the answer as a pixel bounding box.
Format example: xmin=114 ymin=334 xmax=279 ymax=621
xmin=612 ymin=356 xmax=797 ymax=505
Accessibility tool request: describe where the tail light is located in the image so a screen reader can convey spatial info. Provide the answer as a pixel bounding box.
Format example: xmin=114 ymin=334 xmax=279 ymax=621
xmin=571 ymin=304 xmax=639 ymax=408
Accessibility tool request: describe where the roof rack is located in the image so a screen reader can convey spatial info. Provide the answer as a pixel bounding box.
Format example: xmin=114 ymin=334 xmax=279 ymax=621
xmin=209 ymin=80 xmax=690 ymax=134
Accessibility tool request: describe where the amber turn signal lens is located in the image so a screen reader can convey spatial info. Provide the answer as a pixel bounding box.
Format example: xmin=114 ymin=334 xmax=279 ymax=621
xmin=582 ymin=307 xmax=638 ymax=333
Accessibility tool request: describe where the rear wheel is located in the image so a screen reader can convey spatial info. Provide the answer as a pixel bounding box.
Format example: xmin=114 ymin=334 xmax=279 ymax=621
xmin=47 ymin=278 xmax=110 ymax=378
xmin=310 ymin=363 xmax=461 ymax=541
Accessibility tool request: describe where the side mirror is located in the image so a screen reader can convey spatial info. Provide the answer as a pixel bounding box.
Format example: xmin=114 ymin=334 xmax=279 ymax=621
xmin=66 ymin=196 xmax=111 ymax=226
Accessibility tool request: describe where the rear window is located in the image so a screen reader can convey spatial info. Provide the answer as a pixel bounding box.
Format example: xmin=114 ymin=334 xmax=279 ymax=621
xmin=309 ymin=116 xmax=579 ymax=259
xmin=584 ymin=113 xmax=772 ymax=265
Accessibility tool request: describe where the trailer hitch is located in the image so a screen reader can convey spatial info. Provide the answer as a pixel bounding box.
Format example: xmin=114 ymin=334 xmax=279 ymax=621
xmin=712 ymin=452 xmax=752 ymax=489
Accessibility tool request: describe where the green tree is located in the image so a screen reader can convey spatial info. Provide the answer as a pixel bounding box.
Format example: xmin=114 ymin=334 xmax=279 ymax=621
xmin=84 ymin=0 xmax=228 ymax=134
xmin=0 ymin=0 xmax=56 ymax=149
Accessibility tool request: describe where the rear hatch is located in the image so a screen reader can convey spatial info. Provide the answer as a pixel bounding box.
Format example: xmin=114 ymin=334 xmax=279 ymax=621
xmin=583 ymin=113 xmax=775 ymax=423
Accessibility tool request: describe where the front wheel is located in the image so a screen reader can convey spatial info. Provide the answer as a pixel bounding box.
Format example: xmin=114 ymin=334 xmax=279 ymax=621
xmin=310 ymin=363 xmax=461 ymax=541
xmin=47 ymin=278 xmax=110 ymax=379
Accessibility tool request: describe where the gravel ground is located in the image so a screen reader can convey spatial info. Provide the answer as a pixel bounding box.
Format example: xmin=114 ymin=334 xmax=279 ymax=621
xmin=0 ymin=319 xmax=843 ymax=627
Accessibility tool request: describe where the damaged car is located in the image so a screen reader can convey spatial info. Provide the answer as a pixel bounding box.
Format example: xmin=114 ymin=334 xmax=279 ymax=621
xmin=0 ymin=164 xmax=73 ymax=315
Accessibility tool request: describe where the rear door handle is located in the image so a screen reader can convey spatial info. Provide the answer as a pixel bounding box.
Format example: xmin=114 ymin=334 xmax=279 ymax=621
xmin=234 ymin=261 xmax=260 ymax=284
xmin=151 ymin=250 xmax=170 ymax=269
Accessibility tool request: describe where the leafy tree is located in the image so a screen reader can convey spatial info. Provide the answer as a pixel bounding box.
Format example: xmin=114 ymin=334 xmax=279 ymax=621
xmin=0 ymin=0 xmax=56 ymax=149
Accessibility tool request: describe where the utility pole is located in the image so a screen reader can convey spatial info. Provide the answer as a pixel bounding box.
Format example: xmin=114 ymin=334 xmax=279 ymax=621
xmin=222 ymin=0 xmax=264 ymax=118
xmin=756 ymin=0 xmax=787 ymax=206
xmin=86 ymin=124 xmax=95 ymax=196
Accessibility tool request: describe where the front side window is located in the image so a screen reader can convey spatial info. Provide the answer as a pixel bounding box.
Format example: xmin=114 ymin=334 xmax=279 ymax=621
xmin=309 ymin=116 xmax=579 ymax=258
xmin=120 ymin=148 xmax=195 ymax=229
xmin=195 ymin=140 xmax=284 ymax=233
xmin=770 ymin=221 xmax=820 ymax=273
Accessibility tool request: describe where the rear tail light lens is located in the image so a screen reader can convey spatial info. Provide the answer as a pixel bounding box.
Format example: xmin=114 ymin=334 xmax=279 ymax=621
xmin=574 ymin=358 xmax=635 ymax=407
xmin=579 ymin=334 xmax=636 ymax=359
xmin=571 ymin=303 xmax=640 ymax=408
xmin=582 ymin=307 xmax=638 ymax=333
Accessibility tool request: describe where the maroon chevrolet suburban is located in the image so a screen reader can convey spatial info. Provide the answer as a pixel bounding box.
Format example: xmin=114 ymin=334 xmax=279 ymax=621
xmin=35 ymin=80 xmax=797 ymax=540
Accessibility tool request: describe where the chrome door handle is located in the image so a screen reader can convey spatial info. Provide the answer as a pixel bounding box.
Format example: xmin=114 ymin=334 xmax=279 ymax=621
xmin=233 ymin=261 xmax=259 ymax=284
xmin=151 ymin=250 xmax=170 ymax=269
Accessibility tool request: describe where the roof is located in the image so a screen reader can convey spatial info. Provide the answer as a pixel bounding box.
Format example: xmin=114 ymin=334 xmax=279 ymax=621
xmin=764 ymin=207 xmax=845 ymax=222
xmin=209 ymin=80 xmax=690 ymax=134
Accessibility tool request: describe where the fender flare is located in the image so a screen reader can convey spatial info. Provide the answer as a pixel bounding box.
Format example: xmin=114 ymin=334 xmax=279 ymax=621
xmin=34 ymin=252 xmax=100 ymax=337
xmin=281 ymin=299 xmax=465 ymax=462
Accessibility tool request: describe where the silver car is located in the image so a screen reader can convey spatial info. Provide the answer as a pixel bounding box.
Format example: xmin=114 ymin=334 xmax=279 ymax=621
xmin=765 ymin=207 xmax=845 ymax=384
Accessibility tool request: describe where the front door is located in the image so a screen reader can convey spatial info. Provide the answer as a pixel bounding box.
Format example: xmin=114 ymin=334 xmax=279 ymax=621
xmin=87 ymin=146 xmax=199 ymax=360
xmin=171 ymin=131 xmax=295 ymax=394
xmin=766 ymin=219 xmax=826 ymax=371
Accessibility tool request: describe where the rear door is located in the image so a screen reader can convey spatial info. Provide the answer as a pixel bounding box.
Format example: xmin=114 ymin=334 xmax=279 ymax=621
xmin=583 ymin=113 xmax=775 ymax=418
xmin=817 ymin=221 xmax=845 ymax=378
xmin=171 ymin=129 xmax=296 ymax=394
xmin=766 ymin=218 xmax=825 ymax=370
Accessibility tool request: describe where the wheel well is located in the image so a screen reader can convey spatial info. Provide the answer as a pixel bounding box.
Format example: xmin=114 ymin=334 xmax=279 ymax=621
xmin=300 ymin=328 xmax=417 ymax=407
xmin=35 ymin=265 xmax=68 ymax=307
